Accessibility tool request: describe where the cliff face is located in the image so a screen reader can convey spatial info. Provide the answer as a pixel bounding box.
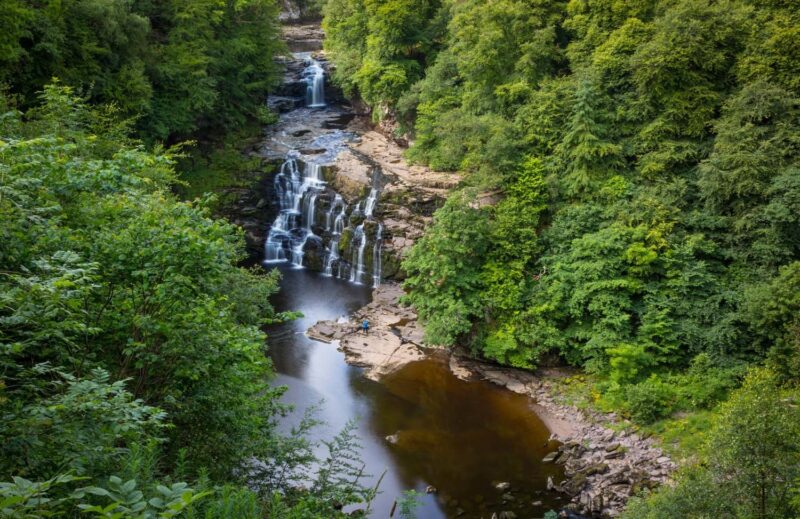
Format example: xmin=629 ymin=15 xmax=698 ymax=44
xmin=278 ymin=0 xmax=321 ymax=23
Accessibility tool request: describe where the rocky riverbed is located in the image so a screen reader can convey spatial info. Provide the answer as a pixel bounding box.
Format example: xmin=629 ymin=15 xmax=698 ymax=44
xmin=308 ymin=284 xmax=677 ymax=518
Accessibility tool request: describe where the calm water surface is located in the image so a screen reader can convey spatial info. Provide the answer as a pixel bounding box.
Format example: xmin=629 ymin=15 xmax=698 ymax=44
xmin=266 ymin=265 xmax=564 ymax=518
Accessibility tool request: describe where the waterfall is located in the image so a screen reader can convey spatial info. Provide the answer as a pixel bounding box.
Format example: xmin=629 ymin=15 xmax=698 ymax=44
xmin=264 ymin=142 xmax=385 ymax=284
xmin=304 ymin=57 xmax=326 ymax=108
xmin=364 ymin=188 xmax=378 ymax=217
xmin=334 ymin=206 xmax=346 ymax=234
xmin=264 ymin=157 xmax=302 ymax=263
xmin=264 ymin=154 xmax=326 ymax=267
xmin=291 ymin=234 xmax=309 ymax=267
xmin=306 ymin=162 xmax=323 ymax=183
xmin=323 ymin=238 xmax=339 ymax=276
xmin=372 ymin=223 xmax=383 ymax=288
xmin=304 ymin=192 xmax=317 ymax=231
xmin=326 ymin=194 xmax=343 ymax=232
xmin=264 ymin=211 xmax=291 ymax=262
xmin=349 ymin=225 xmax=368 ymax=284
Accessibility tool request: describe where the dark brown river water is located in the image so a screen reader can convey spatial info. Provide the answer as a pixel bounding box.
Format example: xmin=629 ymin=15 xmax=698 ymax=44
xmin=266 ymin=265 xmax=565 ymax=518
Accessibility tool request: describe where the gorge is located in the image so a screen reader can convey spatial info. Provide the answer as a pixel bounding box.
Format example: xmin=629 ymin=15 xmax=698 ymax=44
xmin=256 ymin=28 xmax=568 ymax=519
xmin=4 ymin=0 xmax=798 ymax=517
xmin=251 ymin=20 xmax=678 ymax=519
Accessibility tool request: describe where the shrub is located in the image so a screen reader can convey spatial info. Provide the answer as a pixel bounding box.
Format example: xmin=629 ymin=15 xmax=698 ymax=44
xmin=624 ymin=376 xmax=677 ymax=424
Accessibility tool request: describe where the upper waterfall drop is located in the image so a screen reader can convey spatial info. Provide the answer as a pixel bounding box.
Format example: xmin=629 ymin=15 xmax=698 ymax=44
xmin=363 ymin=187 xmax=378 ymax=217
xmin=303 ymin=55 xmax=326 ymax=108
xmin=372 ymin=223 xmax=383 ymax=288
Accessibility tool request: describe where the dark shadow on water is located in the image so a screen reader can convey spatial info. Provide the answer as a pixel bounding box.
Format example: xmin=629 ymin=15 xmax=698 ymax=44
xmin=265 ymin=265 xmax=564 ymax=518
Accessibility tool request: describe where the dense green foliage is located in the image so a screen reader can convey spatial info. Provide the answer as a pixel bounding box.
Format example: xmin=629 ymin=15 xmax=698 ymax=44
xmin=324 ymin=0 xmax=800 ymax=418
xmin=322 ymin=0 xmax=447 ymax=116
xmin=323 ymin=0 xmax=800 ymax=513
xmin=0 ymin=87 xmax=382 ymax=517
xmin=624 ymin=367 xmax=800 ymax=518
xmin=0 ymin=0 xmax=284 ymax=142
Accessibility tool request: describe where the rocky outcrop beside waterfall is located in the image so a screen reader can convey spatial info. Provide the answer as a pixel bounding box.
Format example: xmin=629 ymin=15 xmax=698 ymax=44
xmin=327 ymin=129 xmax=460 ymax=277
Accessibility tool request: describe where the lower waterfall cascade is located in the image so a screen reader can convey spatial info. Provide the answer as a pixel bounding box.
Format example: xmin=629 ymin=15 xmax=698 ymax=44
xmin=263 ymin=152 xmax=384 ymax=288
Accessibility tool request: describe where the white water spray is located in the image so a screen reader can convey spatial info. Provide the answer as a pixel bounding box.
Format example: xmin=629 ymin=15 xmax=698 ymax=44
xmin=372 ymin=223 xmax=383 ymax=288
xmin=304 ymin=57 xmax=326 ymax=108
xmin=264 ymin=155 xmax=326 ymax=267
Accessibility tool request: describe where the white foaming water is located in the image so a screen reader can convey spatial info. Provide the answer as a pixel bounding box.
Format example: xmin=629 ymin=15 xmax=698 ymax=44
xmin=264 ymin=155 xmax=326 ymax=266
xmin=372 ymin=223 xmax=383 ymax=288
xmin=304 ymin=57 xmax=326 ymax=108
xmin=323 ymin=237 xmax=339 ymax=277
xmin=364 ymin=188 xmax=378 ymax=217
xmin=349 ymin=225 xmax=368 ymax=284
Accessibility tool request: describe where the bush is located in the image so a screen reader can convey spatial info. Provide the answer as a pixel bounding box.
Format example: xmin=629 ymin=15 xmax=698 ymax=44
xmin=671 ymin=353 xmax=742 ymax=410
xmin=624 ymin=368 xmax=800 ymax=518
xmin=624 ymin=376 xmax=677 ymax=424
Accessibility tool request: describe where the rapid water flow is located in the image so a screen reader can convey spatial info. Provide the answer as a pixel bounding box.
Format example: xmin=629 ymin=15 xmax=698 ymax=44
xmin=372 ymin=223 xmax=383 ymax=288
xmin=263 ymin=137 xmax=384 ymax=285
xmin=304 ymin=56 xmax=326 ymax=108
xmin=348 ymin=224 xmax=368 ymax=284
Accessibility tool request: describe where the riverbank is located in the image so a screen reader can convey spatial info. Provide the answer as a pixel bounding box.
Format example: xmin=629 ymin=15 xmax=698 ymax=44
xmin=308 ymin=284 xmax=677 ymax=518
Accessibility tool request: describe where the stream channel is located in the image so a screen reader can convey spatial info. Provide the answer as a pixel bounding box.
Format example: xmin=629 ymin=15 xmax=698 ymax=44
xmin=260 ymin=50 xmax=565 ymax=519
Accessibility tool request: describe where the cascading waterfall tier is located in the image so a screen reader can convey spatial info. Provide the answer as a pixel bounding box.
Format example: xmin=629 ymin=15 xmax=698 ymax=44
xmin=303 ymin=55 xmax=326 ymax=108
xmin=264 ymin=153 xmax=384 ymax=287
xmin=264 ymin=152 xmax=325 ymax=267
xmin=349 ymin=224 xmax=368 ymax=284
xmin=372 ymin=223 xmax=383 ymax=288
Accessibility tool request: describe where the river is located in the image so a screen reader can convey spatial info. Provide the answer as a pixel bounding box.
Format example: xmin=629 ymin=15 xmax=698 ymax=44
xmin=265 ymin=265 xmax=565 ymax=518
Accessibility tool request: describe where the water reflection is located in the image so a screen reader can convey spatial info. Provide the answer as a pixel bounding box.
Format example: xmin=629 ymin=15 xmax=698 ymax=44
xmin=265 ymin=265 xmax=564 ymax=518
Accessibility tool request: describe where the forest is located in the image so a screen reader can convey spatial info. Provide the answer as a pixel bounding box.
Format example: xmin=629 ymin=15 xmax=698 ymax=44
xmin=0 ymin=0 xmax=284 ymax=142
xmin=1 ymin=0 xmax=799 ymax=517
xmin=322 ymin=0 xmax=800 ymax=516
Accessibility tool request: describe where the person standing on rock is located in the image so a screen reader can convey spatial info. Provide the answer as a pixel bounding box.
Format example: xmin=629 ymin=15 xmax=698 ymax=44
xmin=362 ymin=319 xmax=370 ymax=335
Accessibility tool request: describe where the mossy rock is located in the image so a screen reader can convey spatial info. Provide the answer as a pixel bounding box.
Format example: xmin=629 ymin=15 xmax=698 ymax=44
xmin=322 ymin=165 xmax=337 ymax=183
xmin=580 ymin=462 xmax=609 ymax=477
xmin=560 ymin=473 xmax=587 ymax=495
xmin=379 ymin=250 xmax=402 ymax=279
xmin=339 ymin=228 xmax=354 ymax=254
xmin=349 ymin=209 xmax=366 ymax=226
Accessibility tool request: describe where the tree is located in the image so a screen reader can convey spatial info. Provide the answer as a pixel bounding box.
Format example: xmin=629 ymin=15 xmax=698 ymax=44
xmin=402 ymin=191 xmax=490 ymax=346
xmin=0 ymin=0 xmax=283 ymax=142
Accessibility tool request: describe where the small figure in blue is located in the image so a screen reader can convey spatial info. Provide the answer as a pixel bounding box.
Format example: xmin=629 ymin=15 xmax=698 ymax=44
xmin=362 ymin=319 xmax=370 ymax=335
